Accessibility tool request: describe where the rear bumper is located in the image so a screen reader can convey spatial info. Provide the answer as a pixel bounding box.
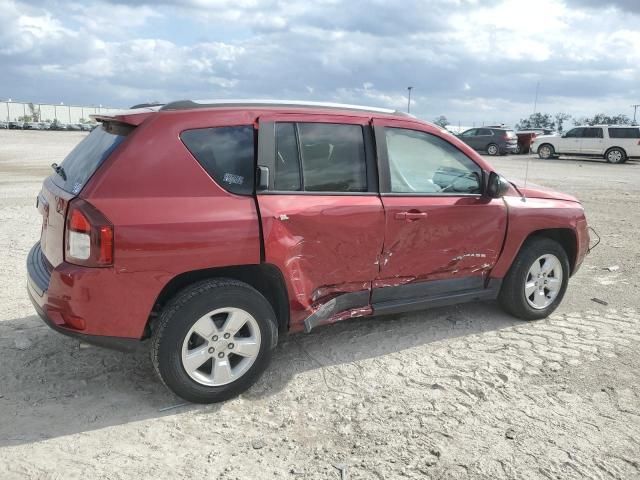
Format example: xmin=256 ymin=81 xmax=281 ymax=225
xmin=26 ymin=242 xmax=141 ymax=351
xmin=502 ymin=144 xmax=519 ymax=153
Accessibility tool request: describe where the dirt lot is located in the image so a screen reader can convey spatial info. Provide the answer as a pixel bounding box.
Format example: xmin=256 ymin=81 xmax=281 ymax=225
xmin=1 ymin=130 xmax=639 ymax=479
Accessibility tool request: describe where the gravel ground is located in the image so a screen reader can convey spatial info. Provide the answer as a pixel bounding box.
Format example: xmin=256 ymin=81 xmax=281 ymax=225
xmin=1 ymin=130 xmax=639 ymax=479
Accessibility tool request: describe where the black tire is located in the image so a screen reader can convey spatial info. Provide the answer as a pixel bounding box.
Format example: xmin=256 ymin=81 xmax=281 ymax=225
xmin=151 ymin=278 xmax=278 ymax=403
xmin=605 ymin=147 xmax=627 ymax=164
xmin=537 ymin=143 xmax=555 ymax=159
xmin=514 ymin=144 xmax=521 ymax=154
xmin=487 ymin=143 xmax=499 ymax=156
xmin=498 ymin=237 xmax=570 ymax=321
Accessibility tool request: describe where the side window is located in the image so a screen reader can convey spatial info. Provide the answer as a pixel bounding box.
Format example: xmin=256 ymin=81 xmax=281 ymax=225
xmin=461 ymin=129 xmax=477 ymax=137
xmin=385 ymin=128 xmax=482 ymax=195
xmin=274 ymin=123 xmax=301 ymax=191
xmin=609 ymin=128 xmax=640 ymax=139
xmin=584 ymin=127 xmax=603 ymax=138
xmin=564 ymin=128 xmax=584 ymax=138
xmin=181 ymin=126 xmax=255 ymax=195
xmin=478 ymin=128 xmax=493 ymax=136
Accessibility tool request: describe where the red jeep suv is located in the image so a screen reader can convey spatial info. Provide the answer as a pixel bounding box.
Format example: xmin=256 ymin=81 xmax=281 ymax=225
xmin=27 ymin=100 xmax=590 ymax=403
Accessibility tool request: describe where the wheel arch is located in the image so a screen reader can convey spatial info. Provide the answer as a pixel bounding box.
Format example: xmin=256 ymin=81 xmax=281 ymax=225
xmin=604 ymin=145 xmax=627 ymax=160
xmin=145 ymin=263 xmax=290 ymax=338
xmin=523 ymin=228 xmax=578 ymax=275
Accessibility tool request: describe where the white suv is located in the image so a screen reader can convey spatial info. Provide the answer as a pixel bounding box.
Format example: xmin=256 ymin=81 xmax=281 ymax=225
xmin=531 ymin=125 xmax=640 ymax=164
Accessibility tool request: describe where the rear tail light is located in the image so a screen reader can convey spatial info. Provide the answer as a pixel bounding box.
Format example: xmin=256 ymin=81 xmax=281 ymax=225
xmin=65 ymin=199 xmax=114 ymax=267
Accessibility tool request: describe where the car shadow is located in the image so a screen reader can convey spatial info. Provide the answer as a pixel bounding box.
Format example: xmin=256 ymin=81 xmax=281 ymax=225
xmin=0 ymin=302 xmax=521 ymax=447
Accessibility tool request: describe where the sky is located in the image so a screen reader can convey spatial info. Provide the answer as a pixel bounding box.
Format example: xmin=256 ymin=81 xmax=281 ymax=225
xmin=1 ymin=0 xmax=639 ymax=126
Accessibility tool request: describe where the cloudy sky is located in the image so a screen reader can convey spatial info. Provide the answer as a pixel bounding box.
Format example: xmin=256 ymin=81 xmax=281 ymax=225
xmin=1 ymin=0 xmax=638 ymax=126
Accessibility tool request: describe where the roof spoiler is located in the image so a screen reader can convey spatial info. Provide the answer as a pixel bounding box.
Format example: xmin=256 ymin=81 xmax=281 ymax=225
xmin=90 ymin=105 xmax=162 ymax=126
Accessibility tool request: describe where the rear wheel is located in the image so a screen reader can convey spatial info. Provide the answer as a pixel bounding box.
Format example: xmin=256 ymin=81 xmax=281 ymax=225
xmin=151 ymin=279 xmax=278 ymax=403
xmin=487 ymin=143 xmax=499 ymax=156
xmin=538 ymin=144 xmax=555 ymax=159
xmin=605 ymin=147 xmax=626 ymax=164
xmin=499 ymin=237 xmax=569 ymax=321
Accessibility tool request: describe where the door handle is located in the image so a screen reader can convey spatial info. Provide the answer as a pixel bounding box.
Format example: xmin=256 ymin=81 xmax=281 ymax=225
xmin=395 ymin=211 xmax=428 ymax=221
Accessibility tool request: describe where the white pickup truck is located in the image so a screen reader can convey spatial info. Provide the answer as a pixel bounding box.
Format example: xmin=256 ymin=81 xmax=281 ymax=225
xmin=532 ymin=125 xmax=640 ymax=164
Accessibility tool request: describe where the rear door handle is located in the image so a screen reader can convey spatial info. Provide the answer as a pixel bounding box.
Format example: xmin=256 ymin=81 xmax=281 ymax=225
xmin=395 ymin=211 xmax=428 ymax=221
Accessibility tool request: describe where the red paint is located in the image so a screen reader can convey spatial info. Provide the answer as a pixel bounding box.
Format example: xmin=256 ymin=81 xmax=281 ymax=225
xmin=28 ymin=104 xmax=591 ymax=343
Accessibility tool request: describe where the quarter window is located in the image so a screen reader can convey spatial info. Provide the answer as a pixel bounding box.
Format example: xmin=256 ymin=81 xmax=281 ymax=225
xmin=181 ymin=126 xmax=255 ymax=195
xmin=273 ymin=122 xmax=367 ymax=192
xmin=609 ymin=127 xmax=640 ymax=138
xmin=385 ymin=128 xmax=482 ymax=195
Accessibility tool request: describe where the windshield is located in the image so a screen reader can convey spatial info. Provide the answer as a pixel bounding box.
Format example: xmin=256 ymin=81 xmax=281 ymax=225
xmin=51 ymin=125 xmax=127 ymax=194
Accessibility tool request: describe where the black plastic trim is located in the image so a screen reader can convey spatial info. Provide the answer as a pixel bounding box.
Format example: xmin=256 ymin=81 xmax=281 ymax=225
xmin=27 ymin=242 xmax=51 ymax=297
xmin=372 ymin=279 xmax=502 ymax=316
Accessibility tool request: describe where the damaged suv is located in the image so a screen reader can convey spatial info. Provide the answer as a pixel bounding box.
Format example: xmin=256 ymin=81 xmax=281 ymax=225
xmin=27 ymin=100 xmax=590 ymax=403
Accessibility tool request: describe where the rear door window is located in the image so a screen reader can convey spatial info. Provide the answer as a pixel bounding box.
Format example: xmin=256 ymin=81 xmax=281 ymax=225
xmin=583 ymin=127 xmax=603 ymax=138
xmin=52 ymin=125 xmax=128 ymax=194
xmin=273 ymin=122 xmax=367 ymax=192
xmin=181 ymin=126 xmax=255 ymax=195
xmin=609 ymin=127 xmax=640 ymax=138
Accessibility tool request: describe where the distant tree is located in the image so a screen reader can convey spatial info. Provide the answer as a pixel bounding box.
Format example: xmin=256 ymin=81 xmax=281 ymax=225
xmin=433 ymin=115 xmax=449 ymax=128
xmin=28 ymin=103 xmax=40 ymax=122
xmin=574 ymin=113 xmax=631 ymax=126
xmin=18 ymin=115 xmax=33 ymax=122
xmin=554 ymin=113 xmax=571 ymax=133
xmin=516 ymin=112 xmax=554 ymax=130
xmin=79 ymin=118 xmax=87 ymax=124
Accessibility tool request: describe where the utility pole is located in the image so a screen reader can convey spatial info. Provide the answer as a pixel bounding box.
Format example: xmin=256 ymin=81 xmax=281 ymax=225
xmin=632 ymin=104 xmax=640 ymax=125
xmin=407 ymin=86 xmax=413 ymax=113
xmin=532 ymin=81 xmax=540 ymax=116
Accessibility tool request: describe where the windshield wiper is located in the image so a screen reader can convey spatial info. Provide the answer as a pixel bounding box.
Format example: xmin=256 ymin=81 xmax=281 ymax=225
xmin=51 ymin=163 xmax=67 ymax=181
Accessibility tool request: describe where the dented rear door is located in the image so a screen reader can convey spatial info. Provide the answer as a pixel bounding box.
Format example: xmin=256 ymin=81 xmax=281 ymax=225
xmin=256 ymin=114 xmax=385 ymax=332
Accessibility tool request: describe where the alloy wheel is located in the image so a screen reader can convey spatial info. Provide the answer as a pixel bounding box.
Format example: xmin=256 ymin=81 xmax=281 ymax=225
xmin=524 ymin=254 xmax=563 ymax=309
xmin=181 ymin=307 xmax=261 ymax=386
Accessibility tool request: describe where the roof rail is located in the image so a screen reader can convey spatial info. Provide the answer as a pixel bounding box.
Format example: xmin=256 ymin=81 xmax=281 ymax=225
xmin=159 ymin=99 xmax=412 ymax=117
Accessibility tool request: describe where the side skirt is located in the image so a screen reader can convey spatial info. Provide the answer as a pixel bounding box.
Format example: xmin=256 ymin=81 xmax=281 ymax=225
xmin=302 ymin=278 xmax=503 ymax=332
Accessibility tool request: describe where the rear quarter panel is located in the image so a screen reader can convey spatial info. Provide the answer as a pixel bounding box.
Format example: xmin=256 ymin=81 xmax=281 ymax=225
xmin=80 ymin=111 xmax=262 ymax=337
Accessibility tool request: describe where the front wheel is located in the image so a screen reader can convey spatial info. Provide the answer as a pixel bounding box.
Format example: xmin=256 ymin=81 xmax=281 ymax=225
xmin=499 ymin=237 xmax=570 ymax=321
xmin=151 ymin=279 xmax=278 ymax=403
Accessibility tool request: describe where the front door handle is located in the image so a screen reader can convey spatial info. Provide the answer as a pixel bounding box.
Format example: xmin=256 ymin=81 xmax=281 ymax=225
xmin=395 ymin=211 xmax=428 ymax=221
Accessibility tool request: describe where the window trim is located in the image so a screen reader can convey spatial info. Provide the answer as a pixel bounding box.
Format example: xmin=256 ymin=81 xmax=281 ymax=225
xmin=374 ymin=124 xmax=485 ymax=197
xmin=257 ymin=119 xmax=378 ymax=195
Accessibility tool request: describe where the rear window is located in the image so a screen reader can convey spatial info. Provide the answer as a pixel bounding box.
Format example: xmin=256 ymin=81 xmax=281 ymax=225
xmin=181 ymin=126 xmax=255 ymax=195
xmin=52 ymin=125 xmax=127 ymax=194
xmin=609 ymin=127 xmax=640 ymax=139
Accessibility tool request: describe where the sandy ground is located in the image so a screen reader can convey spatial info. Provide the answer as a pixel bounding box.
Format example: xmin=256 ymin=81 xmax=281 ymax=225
xmin=0 ymin=130 xmax=639 ymax=479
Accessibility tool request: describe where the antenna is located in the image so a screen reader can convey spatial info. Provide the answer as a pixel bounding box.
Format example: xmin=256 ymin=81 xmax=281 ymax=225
xmin=522 ymin=81 xmax=541 ymax=199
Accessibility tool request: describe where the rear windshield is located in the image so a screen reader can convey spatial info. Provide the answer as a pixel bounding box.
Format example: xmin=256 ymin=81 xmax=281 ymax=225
xmin=609 ymin=127 xmax=640 ymax=139
xmin=52 ymin=125 xmax=127 ymax=194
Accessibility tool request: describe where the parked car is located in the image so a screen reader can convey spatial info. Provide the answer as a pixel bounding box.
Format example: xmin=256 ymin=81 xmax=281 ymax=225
xmin=514 ymin=129 xmax=557 ymax=154
xmin=24 ymin=122 xmax=43 ymax=130
xmin=66 ymin=123 xmax=83 ymax=131
xmin=0 ymin=121 xmax=8 ymax=129
xmin=457 ymin=127 xmax=518 ymax=155
xmin=27 ymin=100 xmax=591 ymax=403
xmin=532 ymin=125 xmax=640 ymax=163
xmin=9 ymin=121 xmax=25 ymax=129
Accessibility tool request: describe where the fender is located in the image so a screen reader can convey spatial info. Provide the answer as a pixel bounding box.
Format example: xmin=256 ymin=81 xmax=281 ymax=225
xmin=490 ymin=196 xmax=588 ymax=279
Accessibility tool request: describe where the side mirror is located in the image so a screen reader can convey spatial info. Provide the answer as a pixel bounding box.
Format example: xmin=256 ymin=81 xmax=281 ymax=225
xmin=486 ymin=172 xmax=510 ymax=198
xmin=256 ymin=165 xmax=269 ymax=191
